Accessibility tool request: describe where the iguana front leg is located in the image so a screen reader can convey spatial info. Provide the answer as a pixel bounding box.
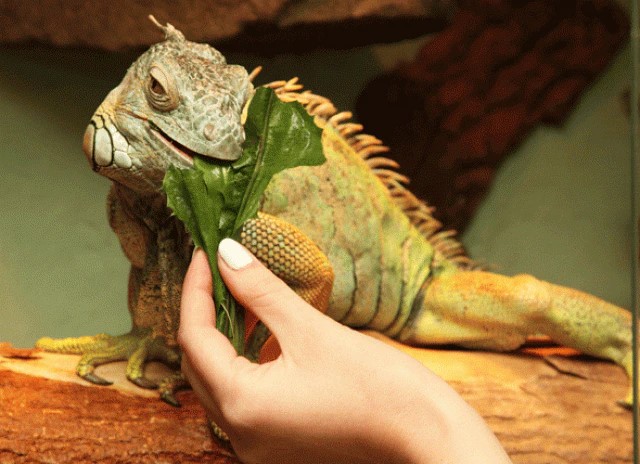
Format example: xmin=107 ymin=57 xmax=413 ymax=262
xmin=240 ymin=212 xmax=334 ymax=361
xmin=37 ymin=328 xmax=180 ymax=387
xmin=37 ymin=185 xmax=190 ymax=400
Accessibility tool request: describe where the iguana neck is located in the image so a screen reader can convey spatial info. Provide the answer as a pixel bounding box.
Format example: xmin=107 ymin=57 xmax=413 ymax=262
xmin=112 ymin=182 xmax=173 ymax=233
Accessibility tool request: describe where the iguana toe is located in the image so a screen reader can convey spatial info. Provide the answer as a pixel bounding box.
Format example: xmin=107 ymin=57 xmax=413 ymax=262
xmin=75 ymin=340 xmax=135 ymax=385
xmin=210 ymin=421 xmax=230 ymax=442
xmin=617 ymin=386 xmax=633 ymax=410
xmin=617 ymin=399 xmax=632 ymax=410
xmin=124 ymin=337 xmax=159 ymax=389
xmin=616 ymin=351 xmax=634 ymax=409
xmin=79 ymin=371 xmax=114 ymax=386
xmin=36 ymin=333 xmax=111 ymax=353
xmin=160 ymin=390 xmax=181 ymax=408
xmin=158 ymin=372 xmax=188 ymax=407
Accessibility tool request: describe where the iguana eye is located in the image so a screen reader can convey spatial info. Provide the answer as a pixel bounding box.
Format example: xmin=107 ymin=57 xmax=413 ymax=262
xmin=145 ymin=65 xmax=179 ymax=111
xmin=150 ymin=76 xmax=165 ymax=95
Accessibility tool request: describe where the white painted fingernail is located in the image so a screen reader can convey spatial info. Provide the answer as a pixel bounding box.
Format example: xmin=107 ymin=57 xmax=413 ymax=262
xmin=218 ymin=238 xmax=252 ymax=270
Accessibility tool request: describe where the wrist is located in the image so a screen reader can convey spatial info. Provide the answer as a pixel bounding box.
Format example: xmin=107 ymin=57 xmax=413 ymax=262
xmin=395 ymin=391 xmax=462 ymax=463
xmin=383 ymin=384 xmax=511 ymax=464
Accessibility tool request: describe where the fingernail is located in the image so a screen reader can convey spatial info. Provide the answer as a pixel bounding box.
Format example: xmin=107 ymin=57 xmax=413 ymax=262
xmin=191 ymin=246 xmax=200 ymax=259
xmin=218 ymin=238 xmax=252 ymax=270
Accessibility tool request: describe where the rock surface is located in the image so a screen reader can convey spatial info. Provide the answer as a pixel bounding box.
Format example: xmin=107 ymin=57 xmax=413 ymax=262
xmin=0 ymin=0 xmax=455 ymax=52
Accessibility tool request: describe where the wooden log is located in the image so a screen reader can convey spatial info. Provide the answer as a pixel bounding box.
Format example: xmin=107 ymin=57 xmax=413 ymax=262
xmin=0 ymin=335 xmax=631 ymax=463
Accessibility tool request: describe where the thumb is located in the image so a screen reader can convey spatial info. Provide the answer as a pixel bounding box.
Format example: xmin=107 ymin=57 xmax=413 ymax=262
xmin=217 ymin=238 xmax=318 ymax=349
xmin=178 ymin=248 xmax=240 ymax=396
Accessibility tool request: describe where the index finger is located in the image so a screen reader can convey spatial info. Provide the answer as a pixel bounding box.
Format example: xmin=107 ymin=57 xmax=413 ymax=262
xmin=179 ymin=247 xmax=216 ymax=329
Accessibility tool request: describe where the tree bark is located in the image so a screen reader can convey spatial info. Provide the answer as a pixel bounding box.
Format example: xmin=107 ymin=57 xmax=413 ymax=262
xmin=0 ymin=335 xmax=632 ymax=463
xmin=0 ymin=0 xmax=455 ymax=53
xmin=355 ymin=0 xmax=629 ymax=231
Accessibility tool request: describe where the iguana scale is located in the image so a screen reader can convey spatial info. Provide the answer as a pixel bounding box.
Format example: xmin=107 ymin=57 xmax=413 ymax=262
xmin=37 ymin=19 xmax=632 ymax=407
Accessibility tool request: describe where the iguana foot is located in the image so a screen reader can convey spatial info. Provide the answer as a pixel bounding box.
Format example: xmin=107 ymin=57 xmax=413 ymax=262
xmin=210 ymin=420 xmax=230 ymax=442
xmin=36 ymin=328 xmax=180 ymax=390
xmin=618 ymin=396 xmax=633 ymax=410
xmin=616 ymin=351 xmax=633 ymax=409
xmin=158 ymin=371 xmax=189 ymax=407
xmin=245 ymin=321 xmax=271 ymax=362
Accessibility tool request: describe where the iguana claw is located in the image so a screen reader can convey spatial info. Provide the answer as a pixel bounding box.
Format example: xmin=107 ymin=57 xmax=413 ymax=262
xmin=617 ymin=399 xmax=633 ymax=410
xmin=160 ymin=390 xmax=181 ymax=408
xmin=617 ymin=379 xmax=634 ymax=409
xmin=81 ymin=372 xmax=114 ymax=386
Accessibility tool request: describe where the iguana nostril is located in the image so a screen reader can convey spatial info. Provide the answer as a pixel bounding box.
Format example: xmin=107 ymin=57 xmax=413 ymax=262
xmin=204 ymin=123 xmax=216 ymax=141
xmin=83 ymin=124 xmax=95 ymax=159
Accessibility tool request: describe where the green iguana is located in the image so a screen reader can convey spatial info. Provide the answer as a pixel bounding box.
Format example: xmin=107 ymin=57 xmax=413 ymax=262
xmin=37 ymin=19 xmax=632 ymax=407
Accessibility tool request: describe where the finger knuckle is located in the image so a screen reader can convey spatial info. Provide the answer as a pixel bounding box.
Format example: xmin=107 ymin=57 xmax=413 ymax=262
xmin=245 ymin=276 xmax=287 ymax=311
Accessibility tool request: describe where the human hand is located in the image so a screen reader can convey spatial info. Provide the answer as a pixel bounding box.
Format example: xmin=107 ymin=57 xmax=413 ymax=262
xmin=178 ymin=239 xmax=511 ymax=464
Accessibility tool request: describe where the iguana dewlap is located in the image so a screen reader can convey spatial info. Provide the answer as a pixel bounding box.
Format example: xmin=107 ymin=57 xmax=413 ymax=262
xmin=37 ymin=19 xmax=632 ymax=407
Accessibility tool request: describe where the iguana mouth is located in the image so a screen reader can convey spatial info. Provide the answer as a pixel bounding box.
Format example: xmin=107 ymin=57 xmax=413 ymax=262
xmin=150 ymin=124 xmax=197 ymax=166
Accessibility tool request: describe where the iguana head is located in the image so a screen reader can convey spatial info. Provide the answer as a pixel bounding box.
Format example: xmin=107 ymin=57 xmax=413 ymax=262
xmin=83 ymin=17 xmax=253 ymax=193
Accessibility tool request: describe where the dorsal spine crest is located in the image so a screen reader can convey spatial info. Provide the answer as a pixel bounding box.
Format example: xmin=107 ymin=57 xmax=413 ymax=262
xmin=263 ymin=78 xmax=477 ymax=270
xmin=148 ymin=15 xmax=186 ymax=42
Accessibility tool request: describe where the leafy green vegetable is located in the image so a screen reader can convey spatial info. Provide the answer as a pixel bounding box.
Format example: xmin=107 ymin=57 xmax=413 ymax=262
xmin=163 ymin=87 xmax=325 ymax=354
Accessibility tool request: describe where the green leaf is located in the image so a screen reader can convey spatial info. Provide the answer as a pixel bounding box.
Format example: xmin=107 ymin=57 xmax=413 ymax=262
xmin=163 ymin=87 xmax=325 ymax=355
xmin=232 ymin=86 xmax=324 ymax=231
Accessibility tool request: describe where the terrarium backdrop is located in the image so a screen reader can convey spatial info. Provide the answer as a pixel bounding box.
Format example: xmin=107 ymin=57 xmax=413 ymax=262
xmin=0 ymin=0 xmax=631 ymax=348
xmin=0 ymin=1 xmax=634 ymax=463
